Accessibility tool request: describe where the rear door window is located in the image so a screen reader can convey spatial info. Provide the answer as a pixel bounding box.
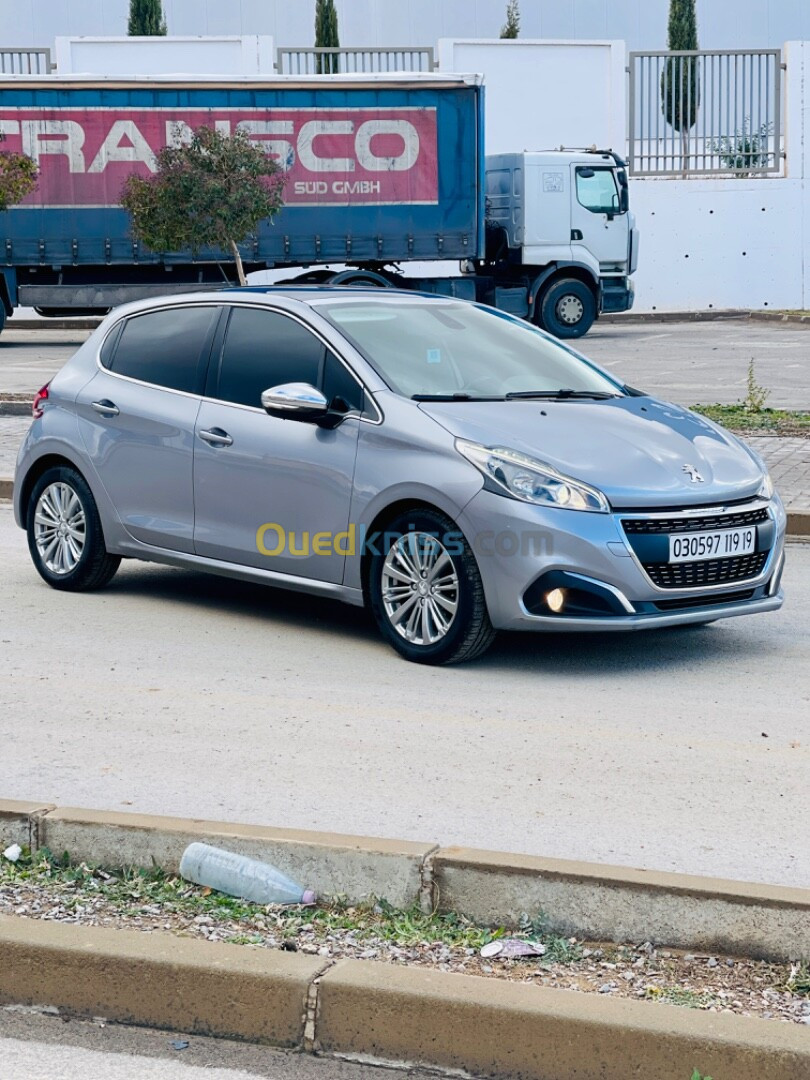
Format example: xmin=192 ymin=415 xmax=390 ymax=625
xmin=107 ymin=306 xmax=218 ymax=394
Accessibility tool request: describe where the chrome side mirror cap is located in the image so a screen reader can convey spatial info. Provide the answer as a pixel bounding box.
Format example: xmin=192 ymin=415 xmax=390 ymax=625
xmin=261 ymin=382 xmax=329 ymax=421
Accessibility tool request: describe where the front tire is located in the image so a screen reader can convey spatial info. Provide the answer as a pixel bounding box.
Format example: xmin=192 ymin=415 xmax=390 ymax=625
xmin=369 ymin=508 xmax=496 ymax=665
xmin=536 ymin=278 xmax=596 ymax=338
xmin=27 ymin=466 xmax=120 ymax=591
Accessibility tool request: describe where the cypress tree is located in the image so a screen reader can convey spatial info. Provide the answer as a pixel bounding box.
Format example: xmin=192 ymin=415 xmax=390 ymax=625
xmin=500 ymin=1 xmax=520 ymax=39
xmin=128 ymin=0 xmax=167 ymax=36
xmin=315 ymin=0 xmax=340 ymax=74
xmin=660 ymin=0 xmax=700 ymax=173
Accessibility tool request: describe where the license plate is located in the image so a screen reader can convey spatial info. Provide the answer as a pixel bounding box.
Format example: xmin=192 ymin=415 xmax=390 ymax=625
xmin=669 ymin=526 xmax=757 ymax=563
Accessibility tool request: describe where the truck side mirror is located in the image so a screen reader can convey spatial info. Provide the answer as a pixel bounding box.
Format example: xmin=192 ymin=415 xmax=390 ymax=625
xmin=617 ymin=169 xmax=629 ymax=213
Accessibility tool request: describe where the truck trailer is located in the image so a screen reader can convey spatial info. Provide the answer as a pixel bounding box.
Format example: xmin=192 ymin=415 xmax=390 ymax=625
xmin=0 ymin=73 xmax=637 ymax=337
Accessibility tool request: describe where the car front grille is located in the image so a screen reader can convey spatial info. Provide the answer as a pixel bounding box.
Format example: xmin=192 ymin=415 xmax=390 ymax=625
xmin=643 ymin=551 xmax=768 ymax=589
xmin=621 ymin=507 xmax=769 ymax=535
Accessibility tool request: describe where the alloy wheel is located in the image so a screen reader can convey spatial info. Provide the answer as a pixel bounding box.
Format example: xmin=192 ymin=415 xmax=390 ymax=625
xmin=381 ymin=531 xmax=460 ymax=645
xmin=34 ymin=482 xmax=86 ymax=575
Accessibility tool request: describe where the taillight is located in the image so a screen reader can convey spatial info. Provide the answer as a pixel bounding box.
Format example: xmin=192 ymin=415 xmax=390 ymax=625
xmin=32 ymin=383 xmax=50 ymax=419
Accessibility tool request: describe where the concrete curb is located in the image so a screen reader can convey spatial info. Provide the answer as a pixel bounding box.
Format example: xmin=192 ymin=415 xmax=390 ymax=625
xmin=1 ymin=802 xmax=808 ymax=963
xmin=1 ymin=916 xmax=808 ymax=1080
xmin=601 ymin=309 xmax=810 ymax=326
xmin=0 ymin=478 xmax=809 ymax=534
xmin=0 ymin=915 xmax=322 ymax=1049
xmin=0 ymin=402 xmax=30 ymax=417
xmin=434 ymin=847 xmax=810 ymax=963
xmin=37 ymin=806 xmax=435 ymax=911
xmin=5 ymin=319 xmax=101 ymax=330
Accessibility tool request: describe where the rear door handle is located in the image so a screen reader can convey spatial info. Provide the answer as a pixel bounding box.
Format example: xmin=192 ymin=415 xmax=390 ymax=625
xmin=198 ymin=427 xmax=233 ymax=447
xmin=91 ymin=399 xmax=119 ymax=417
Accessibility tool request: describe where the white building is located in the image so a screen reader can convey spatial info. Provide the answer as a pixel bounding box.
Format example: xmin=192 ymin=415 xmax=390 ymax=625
xmin=2 ymin=0 xmax=809 ymax=54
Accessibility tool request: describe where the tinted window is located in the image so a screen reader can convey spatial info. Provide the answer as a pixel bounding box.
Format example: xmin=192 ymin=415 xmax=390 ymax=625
xmin=323 ymin=351 xmax=364 ymax=414
xmin=110 ymin=307 xmax=216 ymax=393
xmin=216 ymin=307 xmax=324 ymax=408
xmin=99 ymin=322 xmax=123 ymax=369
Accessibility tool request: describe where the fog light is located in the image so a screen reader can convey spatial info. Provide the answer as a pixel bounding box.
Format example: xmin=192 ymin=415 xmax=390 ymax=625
xmin=546 ymin=588 xmax=567 ymax=613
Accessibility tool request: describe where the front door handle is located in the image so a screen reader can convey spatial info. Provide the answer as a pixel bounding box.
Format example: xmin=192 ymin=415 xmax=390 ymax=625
xmin=91 ymin=399 xmax=119 ymax=417
xmin=198 ymin=427 xmax=233 ymax=447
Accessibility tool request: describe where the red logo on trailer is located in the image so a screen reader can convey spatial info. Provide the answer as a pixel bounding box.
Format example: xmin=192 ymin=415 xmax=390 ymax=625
xmin=0 ymin=107 xmax=439 ymax=207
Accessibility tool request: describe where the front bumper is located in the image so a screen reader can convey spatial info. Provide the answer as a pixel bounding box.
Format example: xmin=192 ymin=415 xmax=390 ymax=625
xmin=457 ymin=489 xmax=786 ymax=632
xmin=600 ymin=277 xmax=634 ymax=314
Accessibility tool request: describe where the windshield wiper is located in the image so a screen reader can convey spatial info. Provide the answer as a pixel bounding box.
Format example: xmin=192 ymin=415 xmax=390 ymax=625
xmin=504 ymin=389 xmax=621 ymax=400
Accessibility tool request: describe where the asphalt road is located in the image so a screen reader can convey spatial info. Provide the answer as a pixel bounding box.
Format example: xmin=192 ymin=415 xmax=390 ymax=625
xmin=0 ymin=318 xmax=808 ymax=407
xmin=0 ymin=1008 xmax=446 ymax=1080
xmin=1 ymin=506 xmax=808 ymax=890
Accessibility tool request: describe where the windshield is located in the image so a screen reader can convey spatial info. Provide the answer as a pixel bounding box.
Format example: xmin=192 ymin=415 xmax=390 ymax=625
xmin=317 ymin=299 xmax=623 ymax=400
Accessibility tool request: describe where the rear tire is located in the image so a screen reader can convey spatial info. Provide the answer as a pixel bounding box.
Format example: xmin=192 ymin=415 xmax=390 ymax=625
xmin=27 ymin=465 xmax=120 ymax=591
xmin=369 ymin=508 xmax=496 ymax=665
xmin=536 ymin=278 xmax=596 ymax=339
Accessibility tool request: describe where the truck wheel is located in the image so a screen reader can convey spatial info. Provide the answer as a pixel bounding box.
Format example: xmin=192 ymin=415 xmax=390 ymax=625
xmin=0 ymin=307 xmax=5 ymax=335
xmin=537 ymin=279 xmax=596 ymax=339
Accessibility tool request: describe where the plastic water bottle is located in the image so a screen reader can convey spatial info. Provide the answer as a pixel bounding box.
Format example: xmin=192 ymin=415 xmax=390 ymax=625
xmin=179 ymin=842 xmax=316 ymax=906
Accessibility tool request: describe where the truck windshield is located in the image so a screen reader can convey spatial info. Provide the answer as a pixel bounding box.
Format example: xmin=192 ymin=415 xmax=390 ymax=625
xmin=317 ymin=300 xmax=624 ymax=400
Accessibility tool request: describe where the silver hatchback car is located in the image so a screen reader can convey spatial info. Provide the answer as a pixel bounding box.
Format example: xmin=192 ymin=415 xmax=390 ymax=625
xmin=15 ymin=288 xmax=785 ymax=664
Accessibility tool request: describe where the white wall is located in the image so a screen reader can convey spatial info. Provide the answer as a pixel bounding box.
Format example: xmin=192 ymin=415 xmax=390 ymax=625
xmin=438 ymin=39 xmax=625 ymax=155
xmin=629 ymin=40 xmax=809 ymax=312
xmin=630 ymin=178 xmax=804 ymax=311
xmin=2 ymin=0 xmax=810 ymax=54
xmin=55 ymin=35 xmax=274 ymax=75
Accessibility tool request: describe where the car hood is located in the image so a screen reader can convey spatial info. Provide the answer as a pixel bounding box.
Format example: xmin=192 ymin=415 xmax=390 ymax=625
xmin=420 ymin=396 xmax=765 ymax=508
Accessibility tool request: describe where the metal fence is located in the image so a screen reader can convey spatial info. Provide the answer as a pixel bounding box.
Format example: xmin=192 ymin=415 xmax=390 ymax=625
xmin=277 ymin=46 xmax=435 ymax=75
xmin=628 ymin=50 xmax=782 ymax=177
xmin=0 ymin=47 xmax=54 ymax=74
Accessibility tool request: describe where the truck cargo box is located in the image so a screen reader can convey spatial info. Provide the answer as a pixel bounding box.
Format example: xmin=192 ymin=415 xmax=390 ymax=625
xmin=0 ymin=74 xmax=484 ymax=276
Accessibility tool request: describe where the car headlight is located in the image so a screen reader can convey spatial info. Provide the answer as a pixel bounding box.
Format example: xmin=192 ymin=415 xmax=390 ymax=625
xmin=456 ymin=439 xmax=610 ymax=512
xmin=758 ymin=471 xmax=774 ymax=500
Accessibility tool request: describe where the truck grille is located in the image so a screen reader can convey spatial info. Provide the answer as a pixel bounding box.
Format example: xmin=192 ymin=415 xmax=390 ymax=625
xmin=622 ymin=507 xmax=768 ymax=535
xmin=643 ymin=552 xmax=768 ymax=589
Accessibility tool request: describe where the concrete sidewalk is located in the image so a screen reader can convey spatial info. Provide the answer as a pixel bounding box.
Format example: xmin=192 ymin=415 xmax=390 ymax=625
xmin=2 ymin=416 xmax=808 ymax=513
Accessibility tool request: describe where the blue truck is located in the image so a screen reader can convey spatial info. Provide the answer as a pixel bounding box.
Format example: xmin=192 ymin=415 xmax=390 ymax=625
xmin=0 ymin=73 xmax=636 ymax=337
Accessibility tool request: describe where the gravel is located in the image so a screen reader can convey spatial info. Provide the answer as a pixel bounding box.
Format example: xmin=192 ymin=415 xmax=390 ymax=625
xmin=1 ymin=860 xmax=808 ymax=1026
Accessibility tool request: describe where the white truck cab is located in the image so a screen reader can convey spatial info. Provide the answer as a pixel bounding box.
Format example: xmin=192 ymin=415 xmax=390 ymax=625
xmin=480 ymin=150 xmax=638 ymax=337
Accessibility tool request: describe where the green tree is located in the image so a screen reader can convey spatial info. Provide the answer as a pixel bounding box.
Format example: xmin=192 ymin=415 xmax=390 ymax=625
xmin=660 ymin=0 xmax=700 ymax=174
xmin=127 ymin=0 xmax=167 ymax=36
xmin=500 ymin=1 xmax=520 ymax=39
xmin=0 ymin=133 xmax=37 ymax=212
xmin=120 ymin=126 xmax=285 ymax=286
xmin=315 ymin=0 xmax=340 ymax=74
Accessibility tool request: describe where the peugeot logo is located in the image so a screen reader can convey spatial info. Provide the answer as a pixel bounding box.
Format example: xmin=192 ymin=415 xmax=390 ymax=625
xmin=683 ymin=464 xmax=705 ymax=483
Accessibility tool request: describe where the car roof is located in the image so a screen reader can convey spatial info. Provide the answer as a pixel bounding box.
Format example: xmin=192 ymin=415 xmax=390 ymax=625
xmin=222 ymin=285 xmax=464 ymax=305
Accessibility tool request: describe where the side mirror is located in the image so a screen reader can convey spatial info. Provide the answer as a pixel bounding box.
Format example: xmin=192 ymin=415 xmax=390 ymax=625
xmin=261 ymin=382 xmax=329 ymax=422
xmin=617 ymin=169 xmax=629 ymax=213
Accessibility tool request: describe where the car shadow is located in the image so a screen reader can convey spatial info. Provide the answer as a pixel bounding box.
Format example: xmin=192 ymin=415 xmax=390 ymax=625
xmin=104 ymin=561 xmax=782 ymax=679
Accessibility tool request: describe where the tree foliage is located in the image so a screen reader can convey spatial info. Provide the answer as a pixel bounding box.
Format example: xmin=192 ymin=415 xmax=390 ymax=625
xmin=128 ymin=0 xmax=167 ymax=36
xmin=660 ymin=0 xmax=700 ymax=136
xmin=500 ymin=1 xmax=521 ymax=39
xmin=120 ymin=126 xmax=285 ymax=286
xmin=0 ymin=133 xmax=37 ymax=213
xmin=315 ymin=0 xmax=340 ymax=74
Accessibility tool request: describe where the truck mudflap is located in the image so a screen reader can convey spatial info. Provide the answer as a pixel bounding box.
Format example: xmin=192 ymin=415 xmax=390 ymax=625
xmin=600 ymin=279 xmax=635 ymax=314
